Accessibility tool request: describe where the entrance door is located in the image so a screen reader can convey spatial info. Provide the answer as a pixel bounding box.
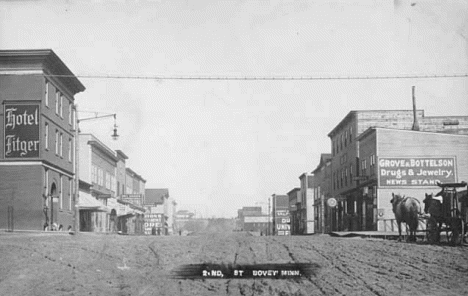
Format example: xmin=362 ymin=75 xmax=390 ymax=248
xmin=365 ymin=200 xmax=375 ymax=231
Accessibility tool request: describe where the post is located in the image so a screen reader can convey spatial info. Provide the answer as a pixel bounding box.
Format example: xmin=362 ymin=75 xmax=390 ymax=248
xmin=73 ymin=104 xmax=80 ymax=233
xmin=412 ymin=86 xmax=420 ymax=131
xmin=268 ymin=197 xmax=271 ymax=236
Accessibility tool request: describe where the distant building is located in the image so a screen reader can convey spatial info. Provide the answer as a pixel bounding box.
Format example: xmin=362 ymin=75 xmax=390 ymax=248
xmin=0 ymin=49 xmax=85 ymax=231
xmin=287 ymin=188 xmax=300 ymax=235
xmin=144 ymin=188 xmax=170 ymax=235
xmin=237 ymin=206 xmax=271 ymax=234
xmin=311 ymin=154 xmax=332 ymax=234
xmin=298 ymin=173 xmax=315 ymax=234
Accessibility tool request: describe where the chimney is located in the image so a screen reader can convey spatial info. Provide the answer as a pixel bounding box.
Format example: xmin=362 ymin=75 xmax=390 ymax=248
xmin=412 ymin=86 xmax=420 ymax=131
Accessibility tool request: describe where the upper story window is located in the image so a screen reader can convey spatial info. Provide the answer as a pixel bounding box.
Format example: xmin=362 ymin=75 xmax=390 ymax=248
xmin=59 ymin=133 xmax=63 ymax=157
xmin=69 ymin=178 xmax=73 ymax=211
xmin=55 ymin=130 xmax=59 ymax=155
xmin=68 ymin=138 xmax=72 ymax=162
xmin=361 ymin=159 xmax=367 ymax=176
xmin=370 ymin=155 xmax=376 ymax=175
xmin=45 ymin=123 xmax=49 ymax=150
xmin=349 ymin=126 xmax=353 ymax=143
xmin=60 ymin=95 xmax=64 ymax=118
xmin=68 ymin=104 xmax=72 ymax=125
xmin=344 ymin=130 xmax=348 ymax=147
xmin=340 ymin=134 xmax=343 ymax=150
xmin=55 ymin=91 xmax=60 ymax=115
xmin=45 ymin=80 xmax=49 ymax=107
xmin=350 ymin=164 xmax=354 ymax=184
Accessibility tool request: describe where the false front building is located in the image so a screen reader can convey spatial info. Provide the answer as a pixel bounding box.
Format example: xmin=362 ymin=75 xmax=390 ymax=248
xmin=0 ymin=49 xmax=84 ymax=231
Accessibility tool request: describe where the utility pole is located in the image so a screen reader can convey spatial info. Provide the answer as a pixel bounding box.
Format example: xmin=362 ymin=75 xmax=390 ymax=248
xmin=268 ymin=197 xmax=271 ymax=236
xmin=73 ymin=104 xmax=80 ymax=233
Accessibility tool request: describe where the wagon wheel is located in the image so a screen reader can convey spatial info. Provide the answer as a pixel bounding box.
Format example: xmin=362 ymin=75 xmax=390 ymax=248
xmin=448 ymin=218 xmax=463 ymax=246
xmin=426 ymin=217 xmax=440 ymax=244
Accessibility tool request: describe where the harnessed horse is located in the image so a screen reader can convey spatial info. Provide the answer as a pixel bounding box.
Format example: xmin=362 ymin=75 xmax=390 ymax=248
xmin=390 ymin=193 xmax=421 ymax=242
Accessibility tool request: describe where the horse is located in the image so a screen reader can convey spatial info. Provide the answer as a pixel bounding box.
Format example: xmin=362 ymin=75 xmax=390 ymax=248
xmin=390 ymin=193 xmax=421 ymax=242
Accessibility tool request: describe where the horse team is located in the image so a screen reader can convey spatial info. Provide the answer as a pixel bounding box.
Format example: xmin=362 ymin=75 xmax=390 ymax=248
xmin=390 ymin=189 xmax=467 ymax=243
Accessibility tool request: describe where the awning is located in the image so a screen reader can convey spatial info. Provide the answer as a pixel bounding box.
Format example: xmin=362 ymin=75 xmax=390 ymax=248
xmin=77 ymin=192 xmax=110 ymax=212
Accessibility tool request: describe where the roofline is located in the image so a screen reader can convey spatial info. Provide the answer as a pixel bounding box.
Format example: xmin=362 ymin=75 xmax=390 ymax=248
xmin=86 ymin=137 xmax=119 ymax=162
xmin=115 ymin=149 xmax=129 ymax=160
xmin=287 ymin=188 xmax=301 ymax=195
xmin=327 ymin=109 xmax=425 ymax=138
xmin=358 ymin=127 xmax=468 ymax=141
xmin=0 ymin=49 xmax=85 ymax=94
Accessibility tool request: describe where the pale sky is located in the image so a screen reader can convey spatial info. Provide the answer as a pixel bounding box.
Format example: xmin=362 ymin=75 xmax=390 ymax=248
xmin=1 ymin=0 xmax=467 ymax=218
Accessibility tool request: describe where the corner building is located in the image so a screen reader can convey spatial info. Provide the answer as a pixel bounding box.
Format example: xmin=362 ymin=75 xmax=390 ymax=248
xmin=0 ymin=49 xmax=84 ymax=230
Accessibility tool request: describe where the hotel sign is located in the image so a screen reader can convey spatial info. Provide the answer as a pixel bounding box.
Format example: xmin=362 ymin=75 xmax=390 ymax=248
xmin=379 ymin=157 xmax=456 ymax=187
xmin=4 ymin=103 xmax=40 ymax=158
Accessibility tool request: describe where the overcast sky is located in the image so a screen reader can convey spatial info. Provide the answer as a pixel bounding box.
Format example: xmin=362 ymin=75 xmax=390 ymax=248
xmin=1 ymin=0 xmax=467 ymax=217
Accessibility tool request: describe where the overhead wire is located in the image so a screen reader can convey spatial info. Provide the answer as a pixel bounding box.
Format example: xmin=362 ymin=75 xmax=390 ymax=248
xmin=5 ymin=73 xmax=468 ymax=81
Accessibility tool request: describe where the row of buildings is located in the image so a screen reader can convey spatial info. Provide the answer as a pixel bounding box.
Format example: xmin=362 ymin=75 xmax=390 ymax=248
xmin=0 ymin=49 xmax=177 ymax=234
xmin=238 ymin=103 xmax=468 ymax=235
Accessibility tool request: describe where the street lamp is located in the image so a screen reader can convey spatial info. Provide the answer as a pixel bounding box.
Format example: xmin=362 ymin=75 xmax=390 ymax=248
xmin=72 ymin=105 xmax=119 ymax=233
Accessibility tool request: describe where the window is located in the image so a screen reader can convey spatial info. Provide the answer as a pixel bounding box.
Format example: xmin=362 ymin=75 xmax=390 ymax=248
xmin=68 ymin=138 xmax=72 ymax=162
xmin=45 ymin=123 xmax=49 ymax=150
xmin=60 ymin=133 xmax=63 ymax=157
xmin=55 ymin=130 xmax=59 ymax=154
xmin=370 ymin=155 xmax=376 ymax=175
xmin=345 ymin=168 xmax=348 ymax=186
xmin=349 ymin=127 xmax=353 ymax=143
xmin=60 ymin=176 xmax=63 ymax=210
xmin=98 ymin=168 xmax=104 ymax=186
xmin=55 ymin=91 xmax=60 ymax=114
xmin=106 ymin=173 xmax=111 ymax=189
xmin=60 ymin=95 xmax=63 ymax=118
xmin=44 ymin=169 xmax=49 ymax=207
xmin=350 ymin=164 xmax=353 ymax=184
xmin=45 ymin=80 xmax=49 ymax=107
xmin=344 ymin=130 xmax=348 ymax=146
xmin=68 ymin=104 xmax=72 ymax=125
xmin=341 ymin=170 xmax=344 ymax=188
xmin=361 ymin=159 xmax=367 ymax=176
xmin=69 ymin=178 xmax=73 ymax=211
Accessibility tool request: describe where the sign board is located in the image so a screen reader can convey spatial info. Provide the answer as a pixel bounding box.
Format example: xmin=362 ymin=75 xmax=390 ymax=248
xmin=4 ymin=103 xmax=40 ymax=158
xmin=244 ymin=216 xmax=271 ymax=223
xmin=379 ymin=157 xmax=456 ymax=187
xmin=327 ymin=198 xmax=337 ymax=208
xmin=275 ymin=210 xmax=290 ymax=236
xmin=144 ymin=213 xmax=164 ymax=235
xmin=121 ymin=194 xmax=143 ymax=207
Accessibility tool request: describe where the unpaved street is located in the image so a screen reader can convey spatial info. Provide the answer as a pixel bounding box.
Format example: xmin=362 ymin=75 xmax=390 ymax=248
xmin=1 ymin=225 xmax=467 ymax=296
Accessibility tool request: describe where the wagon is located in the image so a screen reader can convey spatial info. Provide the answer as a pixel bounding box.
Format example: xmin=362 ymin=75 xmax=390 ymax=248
xmin=424 ymin=181 xmax=467 ymax=245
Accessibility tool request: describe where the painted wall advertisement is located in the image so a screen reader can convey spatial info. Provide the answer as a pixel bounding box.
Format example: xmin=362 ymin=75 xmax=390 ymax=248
xmin=379 ymin=157 xmax=456 ymax=187
xmin=4 ymin=103 xmax=40 ymax=158
xmin=275 ymin=209 xmax=290 ymax=236
xmin=144 ymin=213 xmax=163 ymax=235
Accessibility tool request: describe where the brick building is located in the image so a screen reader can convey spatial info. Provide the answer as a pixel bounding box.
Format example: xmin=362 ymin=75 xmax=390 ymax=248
xmin=357 ymin=128 xmax=468 ymax=232
xmin=0 ymin=49 xmax=84 ymax=231
xmin=311 ymin=154 xmax=332 ymax=234
xmin=326 ymin=109 xmax=468 ymax=232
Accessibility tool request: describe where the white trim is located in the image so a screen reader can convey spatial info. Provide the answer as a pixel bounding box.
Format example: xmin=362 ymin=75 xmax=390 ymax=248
xmin=0 ymin=161 xmax=74 ymax=178
xmin=375 ymin=127 xmax=468 ymax=138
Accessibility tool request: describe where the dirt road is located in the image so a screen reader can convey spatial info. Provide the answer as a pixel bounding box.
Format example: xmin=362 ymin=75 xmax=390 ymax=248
xmin=1 ymin=229 xmax=467 ymax=296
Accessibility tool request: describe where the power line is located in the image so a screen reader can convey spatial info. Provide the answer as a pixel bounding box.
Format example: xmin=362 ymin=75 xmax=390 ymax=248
xmin=3 ymin=73 xmax=468 ymax=81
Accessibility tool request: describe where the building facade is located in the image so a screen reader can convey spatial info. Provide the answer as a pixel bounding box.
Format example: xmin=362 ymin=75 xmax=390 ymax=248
xmin=311 ymin=154 xmax=332 ymax=234
xmin=327 ymin=110 xmax=468 ymax=232
xmin=287 ymin=188 xmax=300 ymax=235
xmin=78 ymin=134 xmax=118 ymax=232
xmin=0 ymin=49 xmax=84 ymax=231
xmin=357 ymin=128 xmax=468 ymax=232
xmin=298 ymin=173 xmax=315 ymax=234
